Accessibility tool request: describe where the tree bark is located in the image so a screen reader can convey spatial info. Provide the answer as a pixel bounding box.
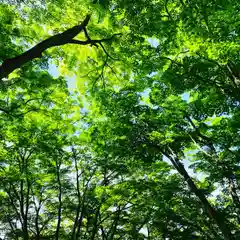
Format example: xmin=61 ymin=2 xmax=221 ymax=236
xmin=161 ymin=147 xmax=233 ymax=240
xmin=90 ymin=205 xmax=101 ymax=240
xmin=56 ymin=160 xmax=62 ymax=240
xmin=0 ymin=15 xmax=90 ymax=80
xmin=0 ymin=14 xmax=120 ymax=80
xmin=71 ymin=148 xmax=82 ymax=240
xmin=35 ymin=206 xmax=41 ymax=240
xmin=19 ymin=150 xmax=29 ymax=240
xmin=75 ymin=176 xmax=94 ymax=240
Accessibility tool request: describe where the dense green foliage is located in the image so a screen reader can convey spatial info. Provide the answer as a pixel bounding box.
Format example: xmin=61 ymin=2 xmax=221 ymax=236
xmin=0 ymin=0 xmax=240 ymax=239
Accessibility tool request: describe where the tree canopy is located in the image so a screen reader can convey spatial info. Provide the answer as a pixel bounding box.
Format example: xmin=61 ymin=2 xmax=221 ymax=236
xmin=0 ymin=0 xmax=240 ymax=239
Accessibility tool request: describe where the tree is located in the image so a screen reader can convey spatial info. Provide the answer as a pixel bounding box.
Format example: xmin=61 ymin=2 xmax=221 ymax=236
xmin=1 ymin=0 xmax=240 ymax=239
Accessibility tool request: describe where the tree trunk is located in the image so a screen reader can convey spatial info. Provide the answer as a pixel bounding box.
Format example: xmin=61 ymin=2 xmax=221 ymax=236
xmin=71 ymin=148 xmax=82 ymax=240
xmin=163 ymin=148 xmax=233 ymax=240
xmin=56 ymin=161 xmax=62 ymax=240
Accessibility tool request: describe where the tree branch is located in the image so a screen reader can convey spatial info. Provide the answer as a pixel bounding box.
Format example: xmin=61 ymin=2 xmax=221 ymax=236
xmin=99 ymin=42 xmax=116 ymax=60
xmin=0 ymin=15 xmax=95 ymax=80
xmin=69 ymin=33 xmax=121 ymax=47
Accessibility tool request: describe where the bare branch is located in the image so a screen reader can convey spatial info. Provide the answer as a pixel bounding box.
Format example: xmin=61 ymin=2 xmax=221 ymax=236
xmin=69 ymin=33 xmax=121 ymax=47
xmin=92 ymin=57 xmax=108 ymax=90
xmin=99 ymin=42 xmax=116 ymax=60
xmin=83 ymin=28 xmax=91 ymax=41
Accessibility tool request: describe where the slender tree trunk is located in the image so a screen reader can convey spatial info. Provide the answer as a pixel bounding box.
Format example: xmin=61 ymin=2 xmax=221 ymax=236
xmin=34 ymin=195 xmax=43 ymax=240
xmin=162 ymin=148 xmax=233 ymax=240
xmin=22 ymin=216 xmax=28 ymax=240
xmin=105 ymin=205 xmax=124 ymax=240
xmin=100 ymin=225 xmax=106 ymax=240
xmin=24 ymin=177 xmax=30 ymax=240
xmin=76 ymin=173 xmax=95 ymax=239
xmin=20 ymin=184 xmax=28 ymax=240
xmin=20 ymin=154 xmax=28 ymax=240
xmin=72 ymin=205 xmax=81 ymax=240
xmin=75 ymin=199 xmax=85 ymax=240
xmin=90 ymin=205 xmax=101 ymax=240
xmin=35 ymin=207 xmax=40 ymax=240
xmin=56 ymin=161 xmax=62 ymax=240
xmin=71 ymin=148 xmax=82 ymax=240
xmin=184 ymin=115 xmax=236 ymax=238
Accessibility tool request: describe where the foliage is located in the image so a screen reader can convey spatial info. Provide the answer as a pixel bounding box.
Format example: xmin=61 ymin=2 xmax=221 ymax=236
xmin=0 ymin=0 xmax=240 ymax=239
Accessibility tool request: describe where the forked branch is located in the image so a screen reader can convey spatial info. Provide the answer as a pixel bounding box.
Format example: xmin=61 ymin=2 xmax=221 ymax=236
xmin=0 ymin=15 xmax=120 ymax=80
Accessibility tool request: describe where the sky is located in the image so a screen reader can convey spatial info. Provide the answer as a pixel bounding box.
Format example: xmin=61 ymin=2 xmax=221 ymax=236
xmin=148 ymin=38 xmax=159 ymax=48
xmin=48 ymin=62 xmax=77 ymax=90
